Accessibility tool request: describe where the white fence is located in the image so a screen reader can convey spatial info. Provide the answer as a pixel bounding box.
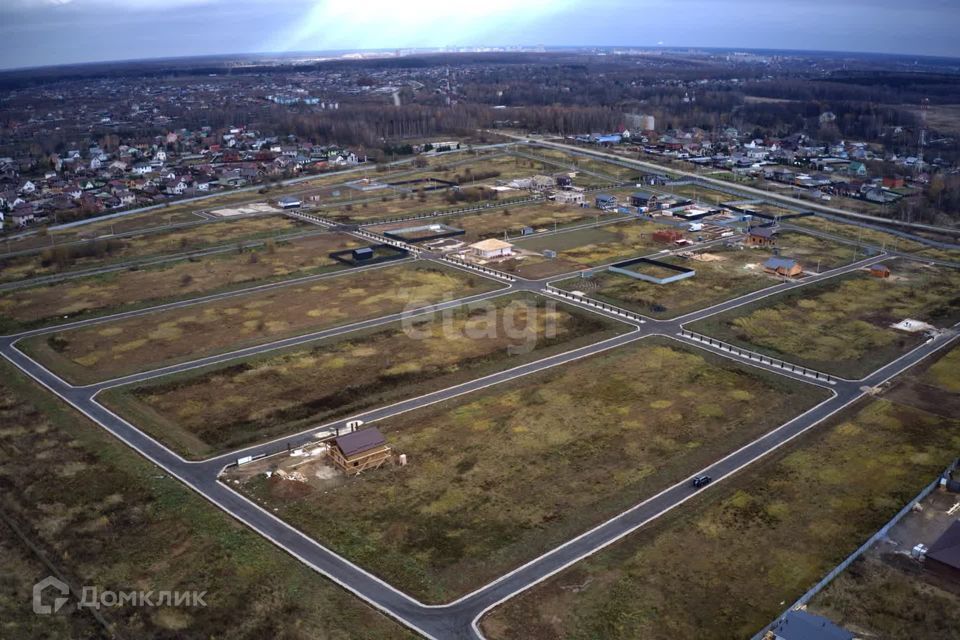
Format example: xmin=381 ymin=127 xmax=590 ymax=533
xmin=542 ymin=284 xmax=646 ymax=323
xmin=438 ymin=256 xmax=516 ymax=282
xmin=678 ymin=329 xmax=837 ymax=384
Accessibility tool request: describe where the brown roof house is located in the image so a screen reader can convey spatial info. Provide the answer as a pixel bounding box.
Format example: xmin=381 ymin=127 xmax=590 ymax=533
xmin=330 ymin=427 xmax=392 ymax=476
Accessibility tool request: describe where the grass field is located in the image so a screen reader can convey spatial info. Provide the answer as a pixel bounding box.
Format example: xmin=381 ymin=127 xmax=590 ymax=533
xmin=230 ymin=337 xmax=827 ymax=603
xmin=0 ymin=359 xmax=414 ymax=640
xmin=101 ymin=293 xmax=627 ymax=458
xmin=663 ymin=183 xmax=735 ymax=205
xmin=0 ymin=215 xmax=302 ymax=283
xmin=689 ymin=260 xmax=960 ymax=378
xmin=500 ymin=218 xmax=682 ymax=279
xmin=0 ymin=233 xmax=363 ymax=332
xmin=481 ymin=394 xmax=960 ymax=640
xmin=370 ymin=201 xmax=603 ymax=243
xmin=21 ymin=262 xmax=500 ymax=384
xmin=790 ymin=215 xmax=930 ymax=253
xmin=555 ymin=231 xmax=859 ymax=318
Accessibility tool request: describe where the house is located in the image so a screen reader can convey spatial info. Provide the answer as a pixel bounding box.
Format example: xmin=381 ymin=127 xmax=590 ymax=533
xmin=278 ymin=196 xmax=301 ymax=209
xmin=595 ymin=194 xmax=618 ymax=210
xmin=468 ymin=238 xmax=514 ymax=260
xmin=869 ymin=263 xmax=891 ymax=278
xmin=529 ymin=175 xmax=555 ymax=192
xmin=764 ymin=610 xmax=854 ymax=640
xmin=329 ymin=427 xmax=392 ymax=476
xmin=553 ymin=188 xmax=585 ymax=205
xmin=630 ymin=191 xmax=659 ymax=209
xmin=925 ymin=519 xmax=960 ymax=583
xmin=748 ymin=226 xmax=780 ymax=246
xmin=10 ymin=206 xmax=35 ymax=227
xmin=847 ymin=161 xmax=867 ymax=177
xmin=882 ymin=176 xmax=905 ymax=189
xmin=652 ymin=229 xmax=684 ymax=244
xmin=764 ymin=257 xmax=804 ymax=278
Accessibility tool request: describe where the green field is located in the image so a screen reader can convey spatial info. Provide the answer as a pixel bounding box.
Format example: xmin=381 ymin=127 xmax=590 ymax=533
xmin=230 ymin=337 xmax=827 ymax=603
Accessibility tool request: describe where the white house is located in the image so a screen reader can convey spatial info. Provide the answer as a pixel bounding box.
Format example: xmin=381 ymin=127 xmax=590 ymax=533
xmin=468 ymin=238 xmax=514 ymax=260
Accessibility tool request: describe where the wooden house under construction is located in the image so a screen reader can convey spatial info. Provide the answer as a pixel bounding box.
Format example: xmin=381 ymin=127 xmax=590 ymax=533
xmin=330 ymin=427 xmax=392 ymax=476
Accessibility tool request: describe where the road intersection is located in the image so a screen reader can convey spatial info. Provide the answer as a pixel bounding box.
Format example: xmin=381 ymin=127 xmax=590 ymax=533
xmin=3 ymin=193 xmax=959 ymax=639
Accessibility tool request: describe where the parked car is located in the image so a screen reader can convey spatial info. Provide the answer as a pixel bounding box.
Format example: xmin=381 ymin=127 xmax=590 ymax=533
xmin=692 ymin=475 xmax=712 ymax=488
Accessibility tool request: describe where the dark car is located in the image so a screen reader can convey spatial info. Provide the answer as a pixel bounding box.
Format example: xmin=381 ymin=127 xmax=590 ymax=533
xmin=692 ymin=475 xmax=712 ymax=488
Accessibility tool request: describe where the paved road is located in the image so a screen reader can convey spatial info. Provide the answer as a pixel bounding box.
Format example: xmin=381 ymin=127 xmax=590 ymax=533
xmin=2 ymin=210 xmax=958 ymax=638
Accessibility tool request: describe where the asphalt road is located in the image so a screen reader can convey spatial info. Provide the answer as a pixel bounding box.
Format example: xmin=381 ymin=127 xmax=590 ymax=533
xmin=2 ymin=215 xmax=958 ymax=638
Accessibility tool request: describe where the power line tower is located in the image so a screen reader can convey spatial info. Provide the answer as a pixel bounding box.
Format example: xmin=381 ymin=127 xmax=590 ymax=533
xmin=918 ymin=97 xmax=929 ymax=176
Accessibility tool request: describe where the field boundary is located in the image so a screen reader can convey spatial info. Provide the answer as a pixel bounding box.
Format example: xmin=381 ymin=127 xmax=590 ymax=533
xmin=678 ymin=328 xmax=838 ymax=384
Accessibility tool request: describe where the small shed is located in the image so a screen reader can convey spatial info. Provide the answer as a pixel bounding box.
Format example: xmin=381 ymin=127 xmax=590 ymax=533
xmin=330 ymin=427 xmax=392 ymax=476
xmin=353 ymin=247 xmax=374 ymax=261
xmin=870 ymin=263 xmax=891 ymax=278
xmin=764 ymin=257 xmax=803 ymax=278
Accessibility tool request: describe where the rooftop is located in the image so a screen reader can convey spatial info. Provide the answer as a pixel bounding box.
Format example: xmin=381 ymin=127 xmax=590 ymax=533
xmin=334 ymin=427 xmax=387 ymax=458
xmin=927 ymin=519 xmax=960 ymax=570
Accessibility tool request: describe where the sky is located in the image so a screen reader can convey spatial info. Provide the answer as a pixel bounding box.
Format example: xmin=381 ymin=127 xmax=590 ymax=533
xmin=1 ymin=0 xmax=959 ymax=70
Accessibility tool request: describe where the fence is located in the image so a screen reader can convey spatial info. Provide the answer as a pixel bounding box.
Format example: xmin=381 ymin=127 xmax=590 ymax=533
xmin=284 ymin=210 xmax=337 ymax=227
xmin=751 ymin=460 xmax=958 ymax=640
xmin=351 ymin=229 xmax=421 ymax=257
xmin=355 ymin=196 xmax=542 ymax=227
xmin=678 ymin=329 xmax=837 ymax=384
xmin=542 ymin=284 xmax=646 ymax=324
xmin=438 ymin=256 xmax=516 ymax=282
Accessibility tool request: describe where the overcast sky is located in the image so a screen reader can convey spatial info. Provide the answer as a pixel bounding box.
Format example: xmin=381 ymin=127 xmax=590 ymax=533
xmin=1 ymin=0 xmax=958 ymax=70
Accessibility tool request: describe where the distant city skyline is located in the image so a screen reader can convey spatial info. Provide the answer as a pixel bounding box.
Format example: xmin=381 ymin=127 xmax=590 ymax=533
xmin=2 ymin=0 xmax=959 ymax=70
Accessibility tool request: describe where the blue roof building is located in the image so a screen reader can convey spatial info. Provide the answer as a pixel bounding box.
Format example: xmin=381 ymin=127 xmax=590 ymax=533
xmin=768 ymin=610 xmax=854 ymax=640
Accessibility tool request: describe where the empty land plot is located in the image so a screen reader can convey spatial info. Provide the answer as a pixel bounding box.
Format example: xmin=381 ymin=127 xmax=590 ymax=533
xmin=790 ymin=216 xmax=930 ymax=253
xmin=689 ymin=260 xmax=960 ymax=378
xmin=501 ymin=219 xmax=682 ymax=279
xmin=809 ymin=550 xmax=960 ymax=640
xmin=0 ymin=359 xmax=414 ymax=640
xmin=397 ymin=153 xmax=560 ymax=184
xmin=482 ymin=398 xmax=960 ymax=640
xmin=370 ymin=202 xmax=601 ymax=242
xmin=557 ymin=245 xmax=772 ymax=318
xmin=320 ymin=188 xmax=508 ymax=223
xmin=231 ymin=338 xmax=827 ymax=602
xmin=101 ymin=293 xmax=627 ymax=457
xmin=21 ymin=263 xmax=500 ymax=384
xmin=664 ymin=183 xmax=735 ymax=204
xmin=0 ymin=233 xmax=362 ymax=332
xmin=0 ymin=215 xmax=301 ymax=283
